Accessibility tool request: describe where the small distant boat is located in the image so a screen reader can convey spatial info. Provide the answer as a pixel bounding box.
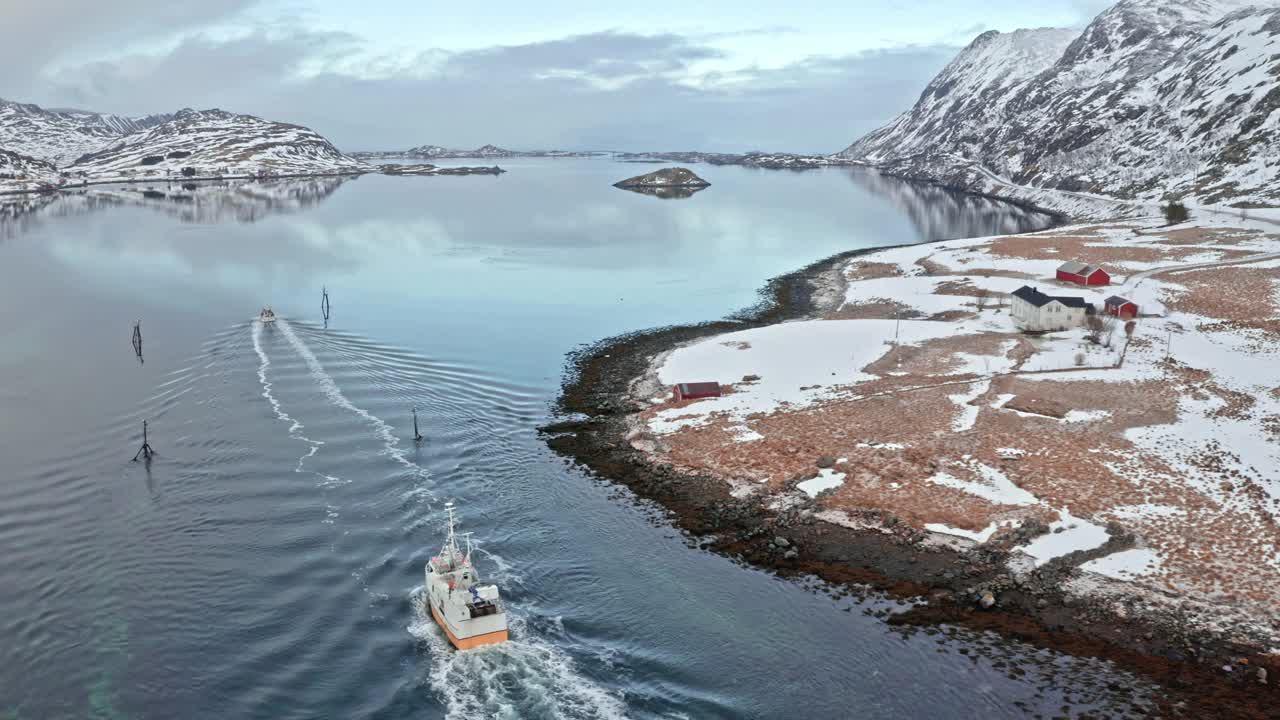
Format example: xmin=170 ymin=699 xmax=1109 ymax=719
xmin=258 ymin=307 xmax=276 ymax=324
xmin=425 ymin=502 xmax=509 ymax=649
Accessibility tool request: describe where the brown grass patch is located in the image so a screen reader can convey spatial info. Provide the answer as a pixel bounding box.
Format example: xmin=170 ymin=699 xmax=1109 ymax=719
xmin=846 ymin=261 xmax=904 ymax=281
xmin=861 ymin=332 xmax=1016 ymax=378
xmin=1162 ymin=265 xmax=1280 ymax=339
xmin=827 ymin=300 xmax=919 ymax=321
xmin=1141 ymin=226 xmax=1263 ymax=247
xmin=985 ymin=228 xmax=1253 ymax=270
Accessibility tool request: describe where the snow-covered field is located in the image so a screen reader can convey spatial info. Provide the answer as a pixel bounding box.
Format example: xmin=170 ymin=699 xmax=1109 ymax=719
xmin=635 ymin=214 xmax=1280 ymax=644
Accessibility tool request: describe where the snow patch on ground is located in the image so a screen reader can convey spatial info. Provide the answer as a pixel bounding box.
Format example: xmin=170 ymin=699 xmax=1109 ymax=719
xmin=1082 ymin=549 xmax=1164 ymax=581
xmin=1017 ymin=510 xmax=1111 ymax=567
xmin=797 ymin=469 xmax=846 ymax=498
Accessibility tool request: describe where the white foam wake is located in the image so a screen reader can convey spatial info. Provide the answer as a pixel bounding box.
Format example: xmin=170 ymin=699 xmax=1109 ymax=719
xmin=407 ymin=590 xmax=626 ymax=720
xmin=252 ymin=321 xmax=341 ymax=486
xmin=276 ymin=320 xmax=430 ymax=482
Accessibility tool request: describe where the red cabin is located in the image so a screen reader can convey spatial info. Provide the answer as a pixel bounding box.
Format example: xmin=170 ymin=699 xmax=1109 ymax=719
xmin=673 ymin=382 xmax=721 ymax=402
xmin=1056 ymin=261 xmax=1111 ymax=287
xmin=1104 ymin=295 xmax=1139 ymax=318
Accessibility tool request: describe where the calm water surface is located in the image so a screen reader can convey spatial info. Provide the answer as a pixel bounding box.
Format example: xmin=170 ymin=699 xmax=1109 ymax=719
xmin=0 ymin=160 xmax=1156 ymax=719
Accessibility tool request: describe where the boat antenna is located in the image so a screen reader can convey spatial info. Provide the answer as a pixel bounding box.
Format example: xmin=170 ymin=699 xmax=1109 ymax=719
xmin=443 ymin=501 xmax=459 ymax=565
xmin=462 ymin=532 xmax=474 ymax=566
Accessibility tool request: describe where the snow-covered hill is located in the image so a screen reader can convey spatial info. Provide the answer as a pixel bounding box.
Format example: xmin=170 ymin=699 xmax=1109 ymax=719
xmin=0 ymin=98 xmax=373 ymax=193
xmin=0 ymin=98 xmax=171 ymax=167
xmin=67 ymin=109 xmax=370 ymax=181
xmin=839 ymin=0 xmax=1280 ymax=213
xmin=0 ymin=147 xmax=60 ymax=193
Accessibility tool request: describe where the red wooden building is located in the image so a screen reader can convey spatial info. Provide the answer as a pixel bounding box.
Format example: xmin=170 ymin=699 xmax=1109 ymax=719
xmin=1104 ymin=295 xmax=1139 ymax=318
xmin=1057 ymin=261 xmax=1111 ymax=287
xmin=673 ymin=382 xmax=722 ymax=402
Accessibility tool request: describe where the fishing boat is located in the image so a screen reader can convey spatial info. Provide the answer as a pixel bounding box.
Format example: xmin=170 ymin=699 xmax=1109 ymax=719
xmin=425 ymin=502 xmax=509 ymax=649
xmin=258 ymin=306 xmax=276 ymax=324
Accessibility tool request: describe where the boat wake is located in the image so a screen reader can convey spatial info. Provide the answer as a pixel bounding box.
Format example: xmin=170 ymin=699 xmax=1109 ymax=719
xmin=276 ymin=319 xmax=430 ymax=483
xmin=251 ymin=320 xmax=340 ymax=485
xmin=408 ymin=589 xmax=626 ymax=720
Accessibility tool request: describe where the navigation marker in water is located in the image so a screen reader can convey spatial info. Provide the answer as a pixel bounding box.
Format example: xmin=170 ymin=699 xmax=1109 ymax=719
xmin=131 ymin=321 xmax=143 ymax=363
xmin=132 ymin=420 xmax=156 ymax=461
xmin=413 ymin=407 xmax=424 ymax=443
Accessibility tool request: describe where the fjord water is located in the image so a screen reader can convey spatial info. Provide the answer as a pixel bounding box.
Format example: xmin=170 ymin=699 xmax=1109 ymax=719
xmin=0 ymin=160 xmax=1153 ymax=719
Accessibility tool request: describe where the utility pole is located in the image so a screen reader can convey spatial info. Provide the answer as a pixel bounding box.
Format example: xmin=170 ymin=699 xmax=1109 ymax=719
xmin=131 ymin=321 xmax=143 ymax=363
xmin=132 ymin=420 xmax=156 ymax=461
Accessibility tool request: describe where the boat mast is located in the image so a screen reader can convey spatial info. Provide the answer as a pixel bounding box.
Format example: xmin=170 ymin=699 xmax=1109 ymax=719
xmin=443 ymin=501 xmax=460 ymax=567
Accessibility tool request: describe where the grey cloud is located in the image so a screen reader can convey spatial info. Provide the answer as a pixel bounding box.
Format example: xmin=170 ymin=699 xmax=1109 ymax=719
xmin=439 ymin=31 xmax=725 ymax=80
xmin=0 ymin=0 xmax=260 ymax=99
xmin=35 ymin=28 xmax=955 ymax=154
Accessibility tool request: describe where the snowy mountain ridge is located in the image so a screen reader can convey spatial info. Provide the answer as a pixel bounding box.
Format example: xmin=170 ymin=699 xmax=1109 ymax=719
xmin=0 ymin=98 xmax=174 ymax=167
xmin=839 ymin=0 xmax=1280 ymax=214
xmin=0 ymin=99 xmax=371 ymax=192
xmin=67 ymin=108 xmax=370 ymax=181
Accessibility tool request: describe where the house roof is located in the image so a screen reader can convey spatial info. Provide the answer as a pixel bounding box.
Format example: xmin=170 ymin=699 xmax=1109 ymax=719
xmin=1105 ymin=295 xmax=1134 ymax=306
xmin=1058 ymin=261 xmax=1110 ymax=278
xmin=1012 ymin=286 xmax=1054 ymax=307
xmin=677 ymin=382 xmax=721 ymax=396
xmin=1012 ymin=285 xmax=1095 ymax=310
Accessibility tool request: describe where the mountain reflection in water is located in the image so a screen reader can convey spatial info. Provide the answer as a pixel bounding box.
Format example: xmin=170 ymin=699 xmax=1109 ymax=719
xmin=846 ymin=167 xmax=1058 ymax=240
xmin=0 ymin=176 xmax=353 ymax=237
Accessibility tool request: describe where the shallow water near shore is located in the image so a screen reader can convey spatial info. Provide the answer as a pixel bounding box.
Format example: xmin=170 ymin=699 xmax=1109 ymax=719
xmin=0 ymin=159 xmax=1159 ymax=718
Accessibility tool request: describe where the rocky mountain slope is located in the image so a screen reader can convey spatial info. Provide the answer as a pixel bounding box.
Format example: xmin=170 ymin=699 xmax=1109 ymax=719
xmin=0 ymin=98 xmax=171 ymax=166
xmin=0 ymin=98 xmax=374 ymax=192
xmin=0 ymin=147 xmax=60 ymax=192
xmin=839 ymin=0 xmax=1280 ymax=212
xmin=67 ymin=108 xmax=370 ymax=181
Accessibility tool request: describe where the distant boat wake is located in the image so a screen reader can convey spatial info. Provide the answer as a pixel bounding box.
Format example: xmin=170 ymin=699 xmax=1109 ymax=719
xmin=275 ymin=318 xmax=431 ymax=484
xmin=251 ymin=319 xmax=339 ymax=485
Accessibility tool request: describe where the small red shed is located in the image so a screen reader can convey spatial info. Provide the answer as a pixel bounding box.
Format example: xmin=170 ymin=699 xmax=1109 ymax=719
xmin=673 ymin=382 xmax=722 ymax=402
xmin=1056 ymin=261 xmax=1111 ymax=287
xmin=1104 ymin=295 xmax=1139 ymax=318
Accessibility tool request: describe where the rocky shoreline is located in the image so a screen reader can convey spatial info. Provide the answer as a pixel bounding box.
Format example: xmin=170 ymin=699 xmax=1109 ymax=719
xmin=543 ymin=241 xmax=1280 ymax=718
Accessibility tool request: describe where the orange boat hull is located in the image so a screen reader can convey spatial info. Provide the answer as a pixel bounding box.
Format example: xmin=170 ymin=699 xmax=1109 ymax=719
xmin=430 ymin=602 xmax=508 ymax=650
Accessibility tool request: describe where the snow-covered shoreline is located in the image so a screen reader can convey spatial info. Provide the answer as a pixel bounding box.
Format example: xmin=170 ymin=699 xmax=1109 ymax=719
xmin=624 ymin=211 xmax=1280 ymax=658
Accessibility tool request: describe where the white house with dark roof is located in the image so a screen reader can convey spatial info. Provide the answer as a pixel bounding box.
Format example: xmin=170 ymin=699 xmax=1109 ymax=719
xmin=1010 ymin=286 xmax=1096 ymax=331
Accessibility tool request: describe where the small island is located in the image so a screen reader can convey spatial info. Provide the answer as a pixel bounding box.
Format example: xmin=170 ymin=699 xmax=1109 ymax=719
xmin=377 ymin=164 xmax=505 ymax=176
xmin=613 ymin=167 xmax=710 ymax=199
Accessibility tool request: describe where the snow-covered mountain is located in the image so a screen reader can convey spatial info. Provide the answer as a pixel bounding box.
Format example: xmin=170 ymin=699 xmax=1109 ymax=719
xmin=839 ymin=0 xmax=1280 ymax=212
xmin=67 ymin=108 xmax=370 ymax=181
xmin=0 ymin=99 xmax=172 ymax=167
xmin=0 ymin=98 xmax=372 ymax=193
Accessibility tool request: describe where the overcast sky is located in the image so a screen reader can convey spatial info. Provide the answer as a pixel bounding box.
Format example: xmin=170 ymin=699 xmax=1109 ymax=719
xmin=0 ymin=0 xmax=1113 ymax=152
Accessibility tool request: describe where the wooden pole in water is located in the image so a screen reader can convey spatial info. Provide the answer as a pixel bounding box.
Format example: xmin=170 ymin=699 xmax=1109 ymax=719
xmin=132 ymin=420 xmax=156 ymax=461
xmin=413 ymin=407 xmax=423 ymax=442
